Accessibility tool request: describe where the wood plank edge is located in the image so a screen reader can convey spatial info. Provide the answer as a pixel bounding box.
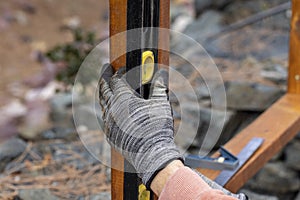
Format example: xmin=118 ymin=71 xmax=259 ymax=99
xmin=197 ymin=94 xmax=300 ymax=192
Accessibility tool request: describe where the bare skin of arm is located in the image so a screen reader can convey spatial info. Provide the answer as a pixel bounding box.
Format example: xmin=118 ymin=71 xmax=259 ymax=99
xmin=150 ymin=160 xmax=240 ymax=200
xmin=150 ymin=160 xmax=184 ymax=196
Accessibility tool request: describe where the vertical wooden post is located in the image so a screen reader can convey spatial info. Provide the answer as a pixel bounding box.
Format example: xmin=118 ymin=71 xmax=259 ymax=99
xmin=110 ymin=1 xmax=127 ymax=200
xmin=154 ymin=3 xmax=170 ymax=199
xmin=288 ymin=0 xmax=300 ymax=94
xmin=109 ymin=1 xmax=170 ymax=199
xmin=158 ymin=0 xmax=170 ymax=68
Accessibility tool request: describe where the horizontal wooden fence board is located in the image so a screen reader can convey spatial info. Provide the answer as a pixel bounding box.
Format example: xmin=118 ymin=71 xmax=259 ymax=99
xmin=198 ymin=94 xmax=300 ymax=192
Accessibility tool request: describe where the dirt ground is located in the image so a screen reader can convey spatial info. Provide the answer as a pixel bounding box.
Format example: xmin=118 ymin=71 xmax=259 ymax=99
xmin=0 ymin=0 xmax=108 ymax=106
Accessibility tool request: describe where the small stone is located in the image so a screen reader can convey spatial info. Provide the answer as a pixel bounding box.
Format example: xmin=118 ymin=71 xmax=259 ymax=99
xmin=62 ymin=90 xmax=80 ymax=106
xmin=249 ymin=162 xmax=300 ymax=193
xmin=40 ymin=127 xmax=77 ymax=141
xmin=18 ymin=99 xmax=51 ymax=140
xmin=15 ymin=11 xmax=28 ymax=26
xmin=90 ymin=192 xmax=111 ymax=200
xmin=0 ymin=138 xmax=27 ymax=172
xmin=170 ymin=2 xmax=194 ymax=22
xmin=18 ymin=189 xmax=59 ymax=200
xmin=0 ymin=100 xmax=27 ymax=122
xmin=172 ymin=10 xmax=223 ymax=52
xmin=50 ymin=93 xmax=74 ymax=128
xmin=184 ymin=10 xmax=223 ymax=40
xmin=51 ymin=140 xmax=101 ymax=170
xmin=62 ymin=16 xmax=81 ymax=29
xmin=261 ymin=64 xmax=287 ymax=84
xmin=214 ymin=81 xmax=284 ymax=111
xmin=284 ymin=139 xmax=300 ymax=170
xmin=171 ymin=14 xmax=194 ymax=33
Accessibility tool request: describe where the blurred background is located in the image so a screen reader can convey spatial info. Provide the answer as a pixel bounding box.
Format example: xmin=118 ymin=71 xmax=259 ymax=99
xmin=0 ymin=0 xmax=299 ymax=199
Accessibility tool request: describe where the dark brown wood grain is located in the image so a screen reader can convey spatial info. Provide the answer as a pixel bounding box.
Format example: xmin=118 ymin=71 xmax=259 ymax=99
xmin=288 ymin=0 xmax=300 ymax=94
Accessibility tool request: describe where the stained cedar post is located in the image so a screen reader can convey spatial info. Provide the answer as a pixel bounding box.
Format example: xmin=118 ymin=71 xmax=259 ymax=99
xmin=288 ymin=0 xmax=300 ymax=93
xmin=198 ymin=0 xmax=300 ymax=192
xmin=109 ymin=1 xmax=170 ymax=199
xmin=109 ymin=1 xmax=127 ymax=200
xmin=155 ymin=2 xmax=170 ymax=199
xmin=158 ymin=0 xmax=170 ymax=67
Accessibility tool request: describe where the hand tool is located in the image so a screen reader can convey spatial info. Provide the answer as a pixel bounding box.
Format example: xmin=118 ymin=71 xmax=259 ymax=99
xmin=125 ymin=1 xmax=160 ymax=200
xmin=185 ymin=147 xmax=239 ymax=171
xmin=214 ymin=137 xmax=264 ymax=186
xmin=186 ymin=138 xmax=264 ymax=176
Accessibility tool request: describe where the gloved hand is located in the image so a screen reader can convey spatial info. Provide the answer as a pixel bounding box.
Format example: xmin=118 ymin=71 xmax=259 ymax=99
xmin=99 ymin=64 xmax=183 ymax=188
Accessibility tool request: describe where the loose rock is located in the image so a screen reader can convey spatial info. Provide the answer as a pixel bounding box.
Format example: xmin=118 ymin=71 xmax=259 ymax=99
xmin=90 ymin=192 xmax=111 ymax=200
xmin=50 ymin=93 xmax=74 ymax=128
xmin=0 ymin=138 xmax=27 ymax=172
xmin=40 ymin=127 xmax=77 ymax=141
xmin=247 ymin=162 xmax=300 ymax=194
xmin=18 ymin=99 xmax=52 ymax=140
xmin=184 ymin=10 xmax=223 ymax=40
xmin=260 ymin=64 xmax=287 ymax=84
xmin=214 ymin=81 xmax=284 ymax=111
xmin=18 ymin=189 xmax=59 ymax=200
xmin=284 ymin=139 xmax=300 ymax=170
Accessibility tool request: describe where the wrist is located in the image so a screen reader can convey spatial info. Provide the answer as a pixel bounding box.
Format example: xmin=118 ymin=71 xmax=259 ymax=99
xmin=150 ymin=160 xmax=184 ymax=196
xmin=140 ymin=145 xmax=183 ymax=188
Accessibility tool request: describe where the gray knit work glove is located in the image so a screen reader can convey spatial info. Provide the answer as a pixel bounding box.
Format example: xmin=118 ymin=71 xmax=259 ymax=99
xmin=99 ymin=64 xmax=183 ymax=188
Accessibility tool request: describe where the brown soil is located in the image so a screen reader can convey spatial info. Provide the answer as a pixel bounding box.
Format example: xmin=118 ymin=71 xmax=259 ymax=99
xmin=0 ymin=0 xmax=108 ymax=106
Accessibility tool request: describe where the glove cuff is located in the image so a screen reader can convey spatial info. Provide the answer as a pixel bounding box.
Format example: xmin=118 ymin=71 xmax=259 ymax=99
xmin=144 ymin=156 xmax=184 ymax=189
